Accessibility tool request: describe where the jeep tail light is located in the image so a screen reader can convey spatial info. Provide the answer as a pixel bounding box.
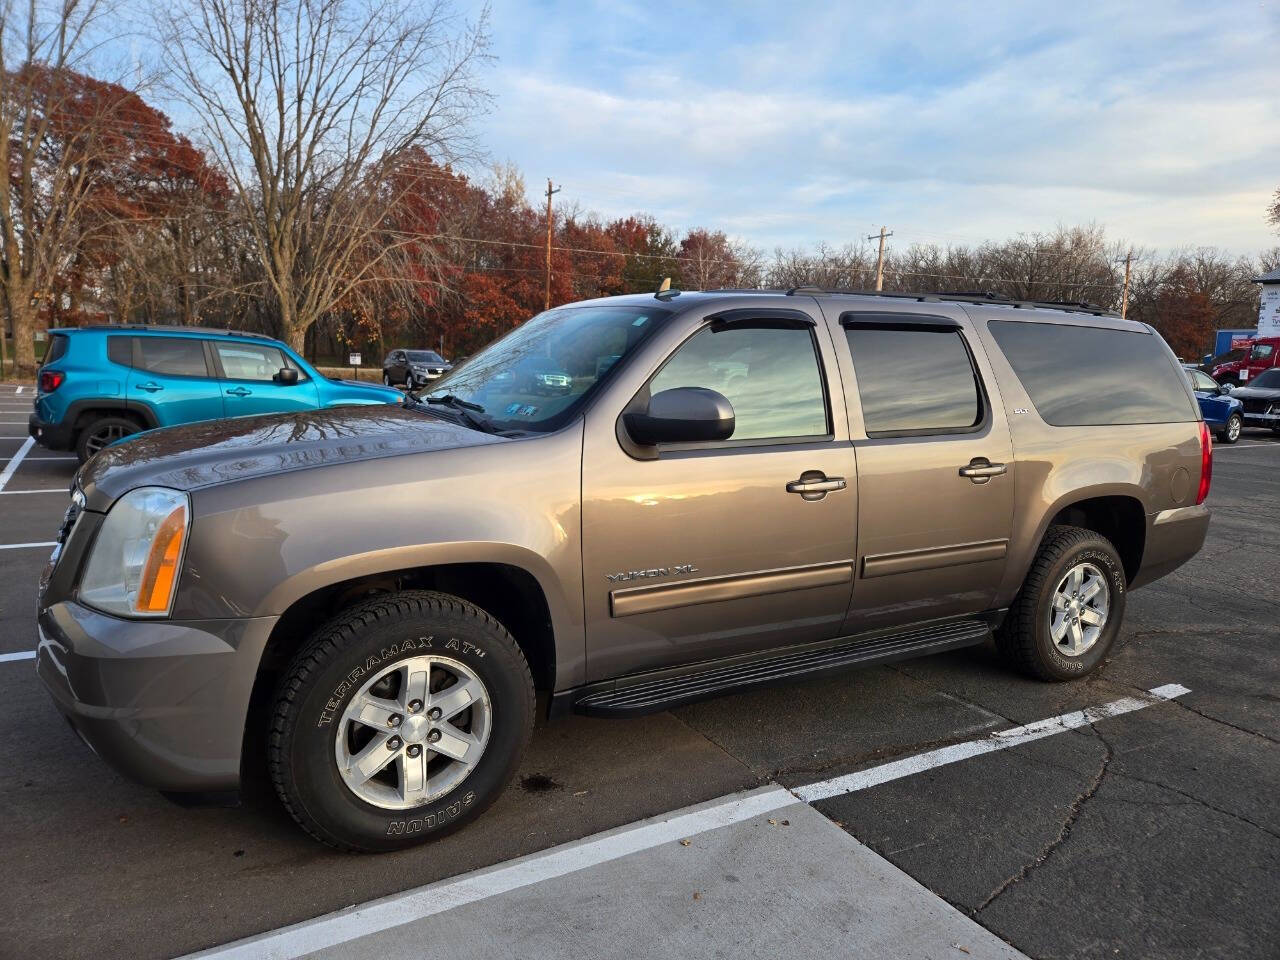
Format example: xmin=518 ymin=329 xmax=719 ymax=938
xmin=1196 ymin=420 xmax=1212 ymax=505
xmin=39 ymin=369 xmax=65 ymax=392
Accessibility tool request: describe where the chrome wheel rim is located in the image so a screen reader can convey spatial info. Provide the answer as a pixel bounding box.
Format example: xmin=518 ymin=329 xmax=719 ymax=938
xmin=1049 ymin=562 xmax=1110 ymax=657
xmin=85 ymin=423 xmax=130 ymax=457
xmin=1227 ymin=416 xmax=1240 ymax=441
xmin=334 ymin=655 xmax=491 ymax=810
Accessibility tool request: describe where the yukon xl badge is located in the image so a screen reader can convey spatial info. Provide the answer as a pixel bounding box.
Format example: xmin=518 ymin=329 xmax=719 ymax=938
xmin=606 ymin=564 xmax=699 ymax=584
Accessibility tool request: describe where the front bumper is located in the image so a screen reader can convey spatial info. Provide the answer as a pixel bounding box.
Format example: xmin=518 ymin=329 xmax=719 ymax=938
xmin=28 ymin=411 xmax=75 ymax=451
xmin=1241 ymin=410 xmax=1280 ymax=427
xmin=1130 ymin=504 xmax=1211 ymax=589
xmin=36 ymin=600 xmax=278 ymax=792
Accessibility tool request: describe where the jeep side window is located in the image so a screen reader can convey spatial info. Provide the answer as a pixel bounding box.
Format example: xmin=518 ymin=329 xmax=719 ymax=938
xmin=846 ymin=326 xmax=981 ymax=435
xmin=214 ymin=342 xmax=293 ymax=381
xmin=648 ymin=323 xmax=828 ymax=440
xmin=136 ymin=337 xmax=210 ymax=377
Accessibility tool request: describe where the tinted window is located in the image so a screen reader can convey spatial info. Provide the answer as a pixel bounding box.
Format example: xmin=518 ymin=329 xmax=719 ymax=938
xmin=649 ymin=324 xmax=828 ymax=440
xmin=106 ymin=336 xmax=132 ymax=366
xmin=215 ymin=342 xmax=290 ymax=381
xmin=845 ymin=326 xmax=981 ymax=435
xmin=43 ymin=333 xmax=69 ymax=365
xmin=1251 ymin=343 xmax=1275 ymax=361
xmin=1251 ymin=369 xmax=1280 ymax=388
xmin=989 ymin=321 xmax=1196 ymax=425
xmin=137 ymin=337 xmax=208 ymax=377
xmin=407 ymin=351 xmax=443 ymax=363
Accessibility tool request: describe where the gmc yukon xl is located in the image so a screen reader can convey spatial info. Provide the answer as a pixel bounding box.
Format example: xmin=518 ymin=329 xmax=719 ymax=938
xmin=36 ymin=289 xmax=1211 ymax=851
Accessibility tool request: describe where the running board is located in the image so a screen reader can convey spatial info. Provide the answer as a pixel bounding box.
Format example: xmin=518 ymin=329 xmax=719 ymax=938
xmin=570 ymin=618 xmax=992 ymax=718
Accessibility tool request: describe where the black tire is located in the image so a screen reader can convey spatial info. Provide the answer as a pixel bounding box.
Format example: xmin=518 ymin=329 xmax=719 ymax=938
xmin=995 ymin=525 xmax=1127 ymax=681
xmin=269 ymin=591 xmax=535 ymax=852
xmin=1217 ymin=413 xmax=1242 ymax=444
xmin=75 ymin=415 xmax=140 ymax=463
xmin=382 ymin=373 xmax=392 ymax=386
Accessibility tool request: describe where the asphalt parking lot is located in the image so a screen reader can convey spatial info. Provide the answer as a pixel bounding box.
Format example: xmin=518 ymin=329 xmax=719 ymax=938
xmin=1 ymin=382 xmax=1277 ymax=959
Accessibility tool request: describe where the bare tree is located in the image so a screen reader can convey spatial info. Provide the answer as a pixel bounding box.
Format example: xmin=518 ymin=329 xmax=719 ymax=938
xmin=0 ymin=0 xmax=121 ymax=378
xmin=1269 ymin=187 xmax=1279 ymax=232
xmin=159 ymin=0 xmax=490 ymax=351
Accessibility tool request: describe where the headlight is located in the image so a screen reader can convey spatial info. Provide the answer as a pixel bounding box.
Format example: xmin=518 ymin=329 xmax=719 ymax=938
xmin=79 ymin=487 xmax=189 ymax=617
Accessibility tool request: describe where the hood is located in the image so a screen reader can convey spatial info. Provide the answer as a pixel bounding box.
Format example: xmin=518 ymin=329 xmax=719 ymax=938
xmin=1229 ymin=384 xmax=1280 ymax=400
xmin=77 ymin=405 xmax=505 ymax=508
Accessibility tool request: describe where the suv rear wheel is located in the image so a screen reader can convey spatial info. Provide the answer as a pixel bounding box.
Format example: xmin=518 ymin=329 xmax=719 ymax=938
xmin=996 ymin=525 xmax=1127 ymax=681
xmin=269 ymin=590 xmax=534 ymax=852
xmin=76 ymin=415 xmax=140 ymax=462
xmin=1218 ymin=412 xmax=1242 ymax=444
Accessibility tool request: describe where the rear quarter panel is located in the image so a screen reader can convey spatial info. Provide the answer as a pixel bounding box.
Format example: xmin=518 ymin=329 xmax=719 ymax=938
xmin=967 ymin=309 xmax=1205 ymax=605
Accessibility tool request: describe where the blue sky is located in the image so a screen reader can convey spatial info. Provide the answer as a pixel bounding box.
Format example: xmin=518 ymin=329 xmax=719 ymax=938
xmin=479 ymin=0 xmax=1280 ymax=255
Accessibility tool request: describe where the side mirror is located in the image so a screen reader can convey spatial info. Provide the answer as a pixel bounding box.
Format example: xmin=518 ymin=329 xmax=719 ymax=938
xmin=274 ymin=367 xmax=300 ymax=385
xmin=624 ymin=387 xmax=735 ymax=445
xmin=1218 ymin=383 xmax=1233 ymax=395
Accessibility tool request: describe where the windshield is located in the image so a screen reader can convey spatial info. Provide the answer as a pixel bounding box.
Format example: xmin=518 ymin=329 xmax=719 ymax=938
xmin=407 ymin=351 xmax=444 ymax=363
xmin=422 ymin=303 xmax=673 ymax=433
xmin=1250 ymin=369 xmax=1280 ymax=389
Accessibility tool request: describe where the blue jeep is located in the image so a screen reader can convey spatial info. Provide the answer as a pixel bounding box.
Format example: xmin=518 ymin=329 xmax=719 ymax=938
xmin=29 ymin=325 xmax=402 ymax=461
xmin=1185 ymin=366 xmax=1243 ymax=444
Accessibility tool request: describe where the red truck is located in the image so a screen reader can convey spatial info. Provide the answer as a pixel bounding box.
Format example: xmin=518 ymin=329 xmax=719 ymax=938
xmin=1211 ymin=336 xmax=1280 ymax=387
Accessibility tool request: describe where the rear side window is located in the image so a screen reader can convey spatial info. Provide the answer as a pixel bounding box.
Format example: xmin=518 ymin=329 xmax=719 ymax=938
xmin=42 ymin=333 xmax=69 ymax=365
xmin=989 ymin=321 xmax=1195 ymax=426
xmin=1251 ymin=343 xmax=1274 ymax=361
xmin=845 ymin=326 xmax=982 ymax=435
xmin=107 ymin=336 xmax=132 ymax=366
xmin=137 ymin=337 xmax=210 ymax=377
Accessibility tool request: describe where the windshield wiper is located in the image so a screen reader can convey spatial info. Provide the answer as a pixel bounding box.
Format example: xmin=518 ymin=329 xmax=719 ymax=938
xmin=416 ymin=394 xmax=494 ymax=432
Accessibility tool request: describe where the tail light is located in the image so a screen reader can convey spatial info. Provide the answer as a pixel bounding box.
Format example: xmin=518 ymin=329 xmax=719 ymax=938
xmin=39 ymin=369 xmax=65 ymax=392
xmin=1196 ymin=420 xmax=1212 ymax=505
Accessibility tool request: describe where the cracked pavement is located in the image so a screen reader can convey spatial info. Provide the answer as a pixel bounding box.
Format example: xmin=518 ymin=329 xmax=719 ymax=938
xmin=1 ymin=430 xmax=1277 ymax=959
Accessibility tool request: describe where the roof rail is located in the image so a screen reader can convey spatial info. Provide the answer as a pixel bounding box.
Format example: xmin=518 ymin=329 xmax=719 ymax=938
xmin=59 ymin=323 xmax=277 ymax=340
xmin=783 ymin=288 xmax=1118 ymax=317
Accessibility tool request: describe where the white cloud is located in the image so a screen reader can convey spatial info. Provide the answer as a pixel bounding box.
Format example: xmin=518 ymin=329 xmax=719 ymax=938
xmin=481 ymin=0 xmax=1280 ymax=254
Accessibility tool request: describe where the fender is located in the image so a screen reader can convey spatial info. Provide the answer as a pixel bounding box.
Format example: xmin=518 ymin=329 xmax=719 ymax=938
xmin=64 ymin=397 xmax=160 ymax=430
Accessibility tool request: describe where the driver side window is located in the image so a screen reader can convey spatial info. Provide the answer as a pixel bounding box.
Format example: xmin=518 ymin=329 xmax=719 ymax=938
xmin=649 ymin=324 xmax=829 ymax=441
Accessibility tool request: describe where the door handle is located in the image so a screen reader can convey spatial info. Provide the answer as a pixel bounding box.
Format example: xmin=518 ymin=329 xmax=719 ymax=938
xmin=786 ymin=474 xmax=846 ymax=501
xmin=137 ymin=382 xmax=163 ymax=392
xmin=959 ymin=458 xmax=1007 ymax=483
xmin=227 ymin=387 xmax=252 ymax=397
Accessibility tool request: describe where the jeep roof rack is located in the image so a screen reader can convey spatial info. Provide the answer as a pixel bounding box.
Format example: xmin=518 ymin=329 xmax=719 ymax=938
xmin=56 ymin=323 xmax=277 ymax=340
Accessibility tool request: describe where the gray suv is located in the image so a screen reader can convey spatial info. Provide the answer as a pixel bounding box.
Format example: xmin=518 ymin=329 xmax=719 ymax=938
xmin=36 ymin=289 xmax=1211 ymax=851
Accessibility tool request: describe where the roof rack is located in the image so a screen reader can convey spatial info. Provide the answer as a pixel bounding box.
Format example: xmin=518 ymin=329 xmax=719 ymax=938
xmin=783 ymin=288 xmax=1118 ymax=317
xmin=57 ymin=323 xmax=276 ymax=340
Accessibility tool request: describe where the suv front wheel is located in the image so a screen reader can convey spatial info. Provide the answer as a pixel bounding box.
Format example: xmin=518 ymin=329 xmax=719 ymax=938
xmin=269 ymin=591 xmax=535 ymax=852
xmin=996 ymin=525 xmax=1128 ymax=681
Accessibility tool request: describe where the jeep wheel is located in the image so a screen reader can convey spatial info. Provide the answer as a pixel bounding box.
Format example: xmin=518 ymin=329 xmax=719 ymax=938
xmin=76 ymin=416 xmax=140 ymax=462
xmin=1218 ymin=413 xmax=1242 ymax=444
xmin=269 ymin=591 xmax=535 ymax=852
xmin=996 ymin=525 xmax=1127 ymax=681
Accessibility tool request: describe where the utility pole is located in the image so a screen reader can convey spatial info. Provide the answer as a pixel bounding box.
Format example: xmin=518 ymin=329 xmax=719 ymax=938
xmin=544 ymin=178 xmax=561 ymax=311
xmin=867 ymin=226 xmax=893 ymax=291
xmin=1118 ymin=251 xmax=1133 ymax=319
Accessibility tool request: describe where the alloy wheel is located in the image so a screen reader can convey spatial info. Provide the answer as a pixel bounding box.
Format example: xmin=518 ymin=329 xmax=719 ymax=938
xmin=334 ymin=655 xmax=491 ymax=810
xmin=1048 ymin=562 xmax=1110 ymax=657
xmin=84 ymin=423 xmax=130 ymax=457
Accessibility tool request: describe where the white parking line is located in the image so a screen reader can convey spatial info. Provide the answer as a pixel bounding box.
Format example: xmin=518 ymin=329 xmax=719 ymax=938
xmin=0 ymin=488 xmax=67 ymax=495
xmin=794 ymin=682 xmax=1189 ymax=801
xmin=0 ymin=436 xmax=34 ymax=491
xmin=183 ymin=682 xmax=1188 ymax=960
xmin=0 ymin=541 xmax=56 ymax=550
xmin=0 ymin=651 xmax=36 ymax=663
xmin=15 ymin=386 xmax=23 ymax=394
